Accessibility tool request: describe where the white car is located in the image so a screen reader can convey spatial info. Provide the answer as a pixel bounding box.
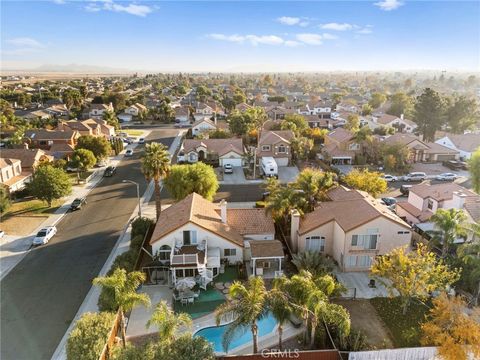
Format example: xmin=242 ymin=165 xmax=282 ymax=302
xmin=382 ymin=174 xmax=397 ymax=182
xmin=125 ymin=149 xmax=134 ymax=157
xmin=403 ymin=172 xmax=427 ymax=182
xmin=223 ymin=164 xmax=233 ymax=174
xmin=138 ymin=138 xmax=145 ymax=144
xmin=436 ymin=173 xmax=457 ymax=181
xmin=32 ymin=226 xmax=57 ymax=246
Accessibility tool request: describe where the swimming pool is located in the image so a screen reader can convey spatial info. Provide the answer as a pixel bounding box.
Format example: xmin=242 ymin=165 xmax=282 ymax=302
xmin=194 ymin=313 xmax=277 ymax=353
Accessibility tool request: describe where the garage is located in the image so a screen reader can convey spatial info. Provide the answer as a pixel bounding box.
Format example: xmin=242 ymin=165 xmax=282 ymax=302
xmin=435 ymin=154 xmax=457 ymax=162
xmin=220 ymin=157 xmax=242 ymax=167
xmin=275 ymin=157 xmax=289 ymax=166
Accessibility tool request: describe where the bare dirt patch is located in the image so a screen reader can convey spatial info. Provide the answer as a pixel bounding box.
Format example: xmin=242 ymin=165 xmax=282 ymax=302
xmin=1 ymin=215 xmax=49 ymax=236
xmin=334 ymin=299 xmax=393 ymax=349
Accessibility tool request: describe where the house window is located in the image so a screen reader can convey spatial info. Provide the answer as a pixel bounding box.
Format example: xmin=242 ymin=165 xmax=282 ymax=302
xmin=175 ymin=269 xmax=184 ymax=278
xmin=351 ymin=234 xmax=378 ymax=250
xmin=224 ymin=249 xmax=236 ymax=257
xmin=184 ymin=269 xmax=195 ymax=277
xmin=262 ymin=145 xmax=271 ymax=151
xmin=346 ymin=256 xmax=357 ymax=267
xmin=427 ymin=199 xmax=434 ymax=210
xmin=189 ymin=153 xmax=197 ymax=162
xmin=358 ymin=256 xmax=373 ymax=267
xmin=397 ymin=231 xmax=410 ymax=235
xmin=278 ymin=145 xmax=287 ymax=153
xmin=183 ymin=230 xmax=197 ymax=245
xmin=158 ymin=245 xmax=171 ymax=261
xmin=305 ymin=236 xmax=325 ymax=252
xmin=349 ymin=143 xmax=360 ymax=150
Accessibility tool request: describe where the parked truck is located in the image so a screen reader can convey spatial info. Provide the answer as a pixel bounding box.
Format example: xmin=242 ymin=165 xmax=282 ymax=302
xmin=261 ymin=157 xmax=278 ymax=178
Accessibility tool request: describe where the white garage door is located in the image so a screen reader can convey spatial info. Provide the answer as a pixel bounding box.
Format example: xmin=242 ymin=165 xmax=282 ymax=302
xmin=220 ymin=158 xmax=242 ymax=167
xmin=276 ymin=157 xmax=289 ymax=166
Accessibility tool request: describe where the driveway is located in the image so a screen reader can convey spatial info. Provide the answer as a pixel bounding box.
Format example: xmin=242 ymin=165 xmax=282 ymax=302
xmin=278 ymin=166 xmax=299 ymax=183
xmin=335 ymin=271 xmax=396 ymax=299
xmin=411 ymin=162 xmax=470 ymax=178
xmin=220 ymin=166 xmax=247 ymax=185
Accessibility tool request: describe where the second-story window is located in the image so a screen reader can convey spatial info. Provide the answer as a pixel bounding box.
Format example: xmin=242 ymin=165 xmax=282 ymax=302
xmin=262 ymin=145 xmax=271 ymax=151
xmin=427 ymin=199 xmax=434 ymax=210
xmin=278 ymin=144 xmax=286 ymax=153
xmin=183 ymin=230 xmax=197 ymax=245
xmin=351 ymin=234 xmax=378 ymax=250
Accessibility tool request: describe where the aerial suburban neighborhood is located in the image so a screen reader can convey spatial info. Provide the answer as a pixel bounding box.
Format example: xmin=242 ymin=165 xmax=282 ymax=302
xmin=1 ymin=1 xmax=480 ymax=360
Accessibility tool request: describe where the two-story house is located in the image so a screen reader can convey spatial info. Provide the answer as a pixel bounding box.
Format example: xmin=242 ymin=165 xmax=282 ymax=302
xmin=192 ymin=118 xmax=217 ymax=137
xmin=88 ymin=103 xmax=114 ymax=120
xmin=372 ymin=114 xmax=417 ymax=133
xmin=256 ymin=130 xmax=294 ymax=167
xmin=23 ymin=129 xmax=79 ymax=151
xmin=149 ymin=193 xmax=283 ymax=287
xmin=290 ymin=186 xmax=411 ymax=272
xmin=175 ymin=106 xmax=190 ymax=123
xmin=57 ymin=120 xmax=102 ymax=137
xmin=193 ymin=103 xmax=215 ymax=121
xmin=321 ymin=128 xmax=361 ymax=165
xmin=124 ymin=103 xmax=147 ymax=117
xmin=0 ymin=158 xmax=32 ymax=192
xmin=178 ymin=138 xmax=245 ymax=167
xmin=0 ymin=148 xmax=53 ymax=173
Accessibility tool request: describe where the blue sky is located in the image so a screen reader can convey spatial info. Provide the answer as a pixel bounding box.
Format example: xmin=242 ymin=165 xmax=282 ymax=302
xmin=1 ymin=0 xmax=479 ymax=72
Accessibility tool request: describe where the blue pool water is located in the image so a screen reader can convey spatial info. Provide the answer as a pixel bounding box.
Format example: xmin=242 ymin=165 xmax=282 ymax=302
xmin=194 ymin=313 xmax=277 ymax=353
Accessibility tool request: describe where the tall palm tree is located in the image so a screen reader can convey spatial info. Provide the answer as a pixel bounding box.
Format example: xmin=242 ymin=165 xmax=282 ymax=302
xmin=93 ymin=269 xmax=151 ymax=347
xmin=141 ymin=142 xmax=171 ymax=219
xmin=430 ymin=208 xmax=467 ymax=258
xmin=147 ymin=300 xmax=192 ymax=343
xmin=457 ymin=242 xmax=480 ymax=306
xmin=294 ymin=169 xmax=336 ymax=211
xmin=268 ymin=288 xmax=292 ymax=350
xmin=292 ymin=251 xmax=336 ymax=276
xmin=215 ymin=276 xmax=268 ymax=353
xmin=265 ymin=185 xmax=307 ymax=232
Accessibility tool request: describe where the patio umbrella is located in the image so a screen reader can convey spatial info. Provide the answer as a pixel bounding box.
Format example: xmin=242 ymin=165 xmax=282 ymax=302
xmin=176 ymin=278 xmax=196 ymax=291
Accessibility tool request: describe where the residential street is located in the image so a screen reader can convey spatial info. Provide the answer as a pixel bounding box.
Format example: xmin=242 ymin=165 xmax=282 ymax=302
xmin=0 ymin=129 xmax=178 ymax=360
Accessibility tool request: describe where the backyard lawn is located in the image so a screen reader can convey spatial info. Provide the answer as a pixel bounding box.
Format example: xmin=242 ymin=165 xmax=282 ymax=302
xmin=369 ymin=297 xmax=430 ymax=348
xmin=174 ymin=287 xmax=225 ymax=319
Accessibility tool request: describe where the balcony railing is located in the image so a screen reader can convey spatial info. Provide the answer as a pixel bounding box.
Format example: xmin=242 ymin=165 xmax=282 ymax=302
xmin=171 ymin=253 xmax=198 ymax=266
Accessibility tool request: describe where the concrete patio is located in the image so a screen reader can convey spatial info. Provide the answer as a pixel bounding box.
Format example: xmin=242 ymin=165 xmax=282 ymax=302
xmin=335 ymin=271 xmax=397 ymax=299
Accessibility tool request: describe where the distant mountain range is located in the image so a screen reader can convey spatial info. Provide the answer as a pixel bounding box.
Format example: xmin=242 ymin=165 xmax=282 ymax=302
xmin=4 ymin=63 xmax=136 ymax=74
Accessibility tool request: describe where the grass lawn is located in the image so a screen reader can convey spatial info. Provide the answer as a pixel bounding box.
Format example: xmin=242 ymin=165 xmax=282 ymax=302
xmin=123 ymin=129 xmax=144 ymax=136
xmin=3 ymin=198 xmax=63 ymax=218
xmin=215 ymin=266 xmax=239 ymax=283
xmin=369 ymin=297 xmax=430 ymax=348
xmin=68 ymin=170 xmax=94 ymax=184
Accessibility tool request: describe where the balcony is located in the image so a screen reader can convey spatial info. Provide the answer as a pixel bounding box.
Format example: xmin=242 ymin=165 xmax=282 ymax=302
xmin=171 ymin=241 xmax=207 ymax=267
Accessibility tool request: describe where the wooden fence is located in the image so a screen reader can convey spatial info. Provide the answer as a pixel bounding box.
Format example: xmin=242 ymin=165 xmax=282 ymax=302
xmin=98 ymin=309 xmax=122 ymax=360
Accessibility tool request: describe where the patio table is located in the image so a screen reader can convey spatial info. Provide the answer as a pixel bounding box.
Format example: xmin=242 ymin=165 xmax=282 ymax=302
xmin=179 ymin=290 xmax=195 ymax=299
xmin=215 ymin=282 xmax=225 ymax=290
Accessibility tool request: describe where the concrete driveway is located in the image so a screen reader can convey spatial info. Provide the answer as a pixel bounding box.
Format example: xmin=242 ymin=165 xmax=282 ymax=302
xmin=278 ymin=166 xmax=299 ymax=183
xmin=219 ymin=166 xmax=247 ymax=185
xmin=335 ymin=271 xmax=397 ymax=299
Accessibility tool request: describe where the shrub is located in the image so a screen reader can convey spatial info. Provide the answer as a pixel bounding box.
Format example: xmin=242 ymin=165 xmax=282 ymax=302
xmin=67 ymin=312 xmax=116 ymax=360
xmin=255 ymin=201 xmax=265 ymax=208
xmin=131 ymin=217 xmax=153 ymax=239
xmin=130 ymin=235 xmax=144 ymax=253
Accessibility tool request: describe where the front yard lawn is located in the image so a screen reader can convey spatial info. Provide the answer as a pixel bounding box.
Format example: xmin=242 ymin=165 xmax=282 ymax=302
xmin=369 ymin=297 xmax=430 ymax=348
xmin=123 ymin=129 xmax=144 ymax=136
xmin=3 ymin=198 xmax=63 ymax=218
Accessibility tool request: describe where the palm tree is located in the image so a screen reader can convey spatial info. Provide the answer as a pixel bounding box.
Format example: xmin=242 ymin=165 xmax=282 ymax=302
xmin=215 ymin=276 xmax=268 ymax=353
xmin=294 ymin=168 xmax=336 ymax=211
xmin=93 ymin=269 xmax=151 ymax=347
xmin=147 ymin=300 xmax=192 ymax=343
xmin=141 ymin=142 xmax=171 ymax=219
xmin=268 ymin=288 xmax=292 ymax=350
xmin=457 ymin=242 xmax=480 ymax=306
xmin=292 ymin=251 xmax=336 ymax=276
xmin=430 ymin=208 xmax=468 ymax=258
xmin=265 ymin=185 xmax=307 ymax=232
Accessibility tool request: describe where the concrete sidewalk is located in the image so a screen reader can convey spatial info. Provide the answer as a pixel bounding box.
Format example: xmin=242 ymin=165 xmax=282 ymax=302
xmin=0 ymin=132 xmax=151 ymax=281
xmin=50 ymin=130 xmax=183 ymax=360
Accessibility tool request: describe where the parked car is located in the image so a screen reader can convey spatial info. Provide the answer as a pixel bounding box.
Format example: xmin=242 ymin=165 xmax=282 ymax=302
xmin=403 ymin=172 xmax=427 ymax=182
xmin=125 ymin=149 xmax=134 ymax=156
xmin=442 ymin=160 xmax=464 ymax=170
xmin=381 ymin=197 xmax=397 ymax=206
xmin=436 ymin=172 xmax=458 ymax=181
xmin=382 ymin=174 xmax=397 ymax=182
xmin=138 ymin=138 xmax=145 ymax=144
xmin=400 ymin=184 xmax=413 ymax=195
xmin=70 ymin=197 xmax=87 ymax=211
xmin=103 ymin=166 xmax=116 ymax=177
xmin=127 ymin=137 xmax=137 ymax=143
xmin=95 ymin=160 xmax=108 ymax=168
xmin=223 ymin=164 xmax=233 ymax=174
xmin=32 ymin=226 xmax=57 ymax=245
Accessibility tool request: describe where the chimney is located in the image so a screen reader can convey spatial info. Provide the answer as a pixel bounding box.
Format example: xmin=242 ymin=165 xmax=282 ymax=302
xmin=290 ymin=209 xmax=301 ymax=252
xmin=452 ymin=191 xmax=467 ymax=209
xmin=219 ymin=199 xmax=227 ymax=224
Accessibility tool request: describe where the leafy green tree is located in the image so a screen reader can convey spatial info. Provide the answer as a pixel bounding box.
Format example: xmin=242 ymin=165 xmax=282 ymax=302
xmin=103 ymin=110 xmax=120 ymax=130
xmin=164 ymin=163 xmax=218 ymax=201
xmin=62 ymin=89 xmax=82 ymax=110
xmin=457 ymin=240 xmax=480 ymax=306
xmin=216 ymin=276 xmax=268 ymax=353
xmin=280 ymin=114 xmax=308 ymax=135
xmin=93 ymin=269 xmax=151 ymax=347
xmin=292 ymin=251 xmax=335 ymax=276
xmin=28 ymin=165 xmax=72 ymax=206
xmin=469 ymin=147 xmax=480 ymax=193
xmin=414 ymin=88 xmax=446 ymax=142
xmin=268 ymin=95 xmax=287 ymax=103
xmin=228 ymin=107 xmax=267 ymax=137
xmin=343 ymin=169 xmax=387 ymax=198
xmin=71 ymin=148 xmax=96 ymax=182
xmin=208 ymin=129 xmax=232 ymax=139
xmin=291 ymin=136 xmax=314 ymax=161
xmin=368 ymin=92 xmax=387 ymax=109
xmin=387 ymin=92 xmax=414 ymax=118
xmin=361 ymin=104 xmax=373 ymax=116
xmin=445 ymin=96 xmax=479 ymax=134
xmin=147 ymin=301 xmax=192 ymax=343
xmin=0 ymin=185 xmax=10 ymax=215
xmin=371 ymin=244 xmax=460 ymax=314
xmin=266 ymin=184 xmax=307 ymax=230
xmin=67 ymin=312 xmax=116 ymax=360
xmin=77 ymin=135 xmax=112 ymax=160
xmin=141 ymin=142 xmax=170 ymax=219
xmin=294 ymin=168 xmax=336 ymax=211
xmin=429 ymin=208 xmax=467 ymax=258
xmin=345 ymin=114 xmax=360 ymax=132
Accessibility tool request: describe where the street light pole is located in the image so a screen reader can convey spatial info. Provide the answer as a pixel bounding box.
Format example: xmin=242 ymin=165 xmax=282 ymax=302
xmin=122 ymin=180 xmax=142 ymax=218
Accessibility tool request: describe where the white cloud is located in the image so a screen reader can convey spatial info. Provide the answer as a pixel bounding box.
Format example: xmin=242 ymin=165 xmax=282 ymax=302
xmin=296 ymin=33 xmax=323 ymax=45
xmin=374 ymin=0 xmax=403 ymax=11
xmin=7 ymin=38 xmax=45 ymax=48
xmin=277 ymin=16 xmax=300 ymax=25
xmin=84 ymin=1 xmax=152 ymax=17
xmin=52 ymin=0 xmax=66 ymax=4
xmin=208 ymin=34 xmax=285 ymax=46
xmin=322 ymin=33 xmax=338 ymax=40
xmin=356 ymin=25 xmax=374 ymax=34
xmin=320 ymin=23 xmax=353 ymax=31
xmin=284 ymin=40 xmax=302 ymax=47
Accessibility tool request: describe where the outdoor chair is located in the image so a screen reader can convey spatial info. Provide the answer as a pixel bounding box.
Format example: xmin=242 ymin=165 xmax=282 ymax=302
xmin=181 ymin=298 xmax=188 ymax=306
xmin=188 ymin=297 xmax=194 ymax=304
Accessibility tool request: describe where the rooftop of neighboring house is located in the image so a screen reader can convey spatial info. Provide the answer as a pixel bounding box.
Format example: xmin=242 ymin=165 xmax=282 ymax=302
xmin=383 ymin=132 xmax=423 ymax=146
xmin=0 ymin=158 xmax=21 ymax=169
xmin=47 ymin=143 xmax=75 ymax=155
xmin=24 ymin=129 xmax=79 ymax=141
xmin=89 ymin=103 xmax=113 ymax=111
xmin=396 ymin=202 xmax=434 ymax=222
xmin=130 ymin=103 xmax=147 ymax=111
xmin=326 ymin=127 xmax=354 ymax=143
xmin=150 ymin=193 xmax=275 ymax=247
xmin=59 ymin=120 xmax=94 ymax=132
xmin=258 ymin=130 xmax=294 ymax=145
xmin=409 ymin=183 xmax=478 ymax=202
xmin=299 ymin=186 xmax=410 ymax=235
xmin=192 ymin=117 xmax=216 ymax=128
xmin=0 ymin=148 xmax=53 ymax=169
xmin=424 ymin=142 xmax=459 ymax=155
xmin=175 ymin=106 xmax=189 ymax=116
xmin=235 ymin=103 xmax=252 ymax=111
xmin=436 ymin=132 xmax=480 ymax=152
xmin=194 ymin=102 xmax=213 ymax=111
xmin=182 ymin=138 xmax=244 ymax=156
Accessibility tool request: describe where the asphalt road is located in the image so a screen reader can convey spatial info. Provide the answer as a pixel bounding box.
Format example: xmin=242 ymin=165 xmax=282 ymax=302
xmin=159 ymin=184 xmax=265 ymax=204
xmin=0 ymin=129 xmax=178 ymax=360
